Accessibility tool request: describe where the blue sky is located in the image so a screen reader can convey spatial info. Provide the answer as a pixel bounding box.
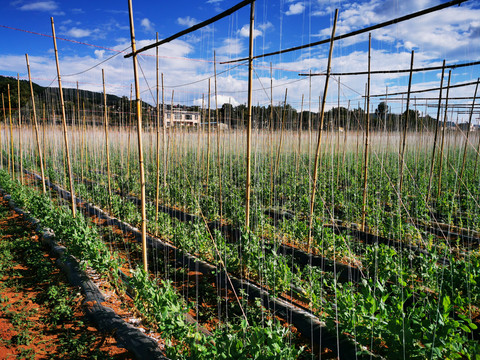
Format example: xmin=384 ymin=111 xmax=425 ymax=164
xmin=1 ymin=0 xmax=480 ymax=120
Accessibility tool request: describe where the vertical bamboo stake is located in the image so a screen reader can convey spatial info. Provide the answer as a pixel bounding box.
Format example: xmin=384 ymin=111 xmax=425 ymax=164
xmin=458 ymin=78 xmax=479 ymax=185
xmin=398 ymin=50 xmax=414 ymax=195
xmin=296 ymin=94 xmax=304 ymax=172
xmin=214 ymin=51 xmax=223 ymax=220
xmin=26 ymin=54 xmax=46 ymax=194
xmin=268 ymin=63 xmax=274 ymax=207
xmin=274 ymin=89 xmax=288 ymax=174
xmin=206 ymin=79 xmax=211 ymax=194
xmin=102 ymin=69 xmax=112 ymax=210
xmin=17 ymin=75 xmax=23 ymax=185
xmin=83 ymin=101 xmax=87 ymax=180
xmin=127 ymin=85 xmax=132 ymax=179
xmin=245 ymin=0 xmax=255 ymax=231
xmin=155 ymin=34 xmax=161 ymax=234
xmin=8 ymin=85 xmax=13 ymax=177
xmin=426 ymin=61 xmax=445 ymax=203
xmin=42 ymin=103 xmax=46 ymax=172
xmin=80 ymin=100 xmax=85 ymax=182
xmin=76 ymin=82 xmax=81 ymax=178
xmin=162 ymin=74 xmax=167 ymax=187
xmin=360 ymin=34 xmax=372 ymax=232
xmin=51 ymin=17 xmax=76 ymax=218
xmin=127 ymin=0 xmax=148 ymax=273
xmin=341 ymin=100 xmax=350 ymax=170
xmin=307 ymin=9 xmax=338 ymax=251
xmin=437 ymin=70 xmax=452 ymax=199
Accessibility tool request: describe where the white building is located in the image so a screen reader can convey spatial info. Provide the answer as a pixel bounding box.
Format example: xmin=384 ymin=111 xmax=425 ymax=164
xmin=163 ymin=110 xmax=200 ymax=127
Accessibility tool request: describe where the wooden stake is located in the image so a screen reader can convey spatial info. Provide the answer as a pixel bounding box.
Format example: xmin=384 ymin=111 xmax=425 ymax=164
xmin=102 ymin=69 xmax=112 ymax=210
xmin=127 ymin=0 xmax=148 ymax=272
xmin=214 ymin=51 xmax=223 ymax=220
xmin=296 ymin=94 xmax=304 ymax=172
xmin=206 ymin=79 xmax=211 ymax=194
xmin=398 ymin=50 xmax=415 ymax=194
xmin=162 ymin=74 xmax=167 ymax=187
xmin=8 ymin=85 xmax=13 ymax=177
xmin=307 ymin=9 xmax=338 ymax=251
xmin=274 ymin=88 xmax=288 ymax=174
xmin=17 ymin=75 xmax=23 ymax=185
xmin=426 ymin=60 xmax=445 ymax=203
xmin=127 ymin=85 xmax=132 ymax=179
xmin=25 ymin=54 xmax=46 ymax=194
xmin=245 ymin=0 xmax=255 ymax=231
xmin=437 ymin=70 xmax=452 ymax=199
xmin=51 ymin=17 xmax=76 ymax=218
xmin=155 ymin=34 xmax=161 ymax=234
xmin=360 ymin=34 xmax=371 ymax=232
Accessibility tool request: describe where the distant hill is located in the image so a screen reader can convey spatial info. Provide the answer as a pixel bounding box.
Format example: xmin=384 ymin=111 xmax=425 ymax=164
xmin=0 ymin=75 xmax=123 ymax=110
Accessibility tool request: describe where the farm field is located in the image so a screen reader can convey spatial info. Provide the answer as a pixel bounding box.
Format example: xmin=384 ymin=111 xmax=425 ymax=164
xmin=1 ymin=0 xmax=480 ymax=359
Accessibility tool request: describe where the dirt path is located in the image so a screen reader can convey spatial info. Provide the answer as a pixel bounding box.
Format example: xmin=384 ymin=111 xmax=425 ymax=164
xmin=0 ymin=195 xmax=134 ymax=359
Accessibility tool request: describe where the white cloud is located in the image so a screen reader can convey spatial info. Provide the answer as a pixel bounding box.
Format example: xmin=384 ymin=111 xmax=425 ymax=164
xmin=18 ymin=1 xmax=58 ymax=11
xmin=194 ymin=94 xmax=239 ymax=108
xmin=258 ymin=22 xmax=273 ymax=32
xmin=238 ymin=25 xmax=262 ymax=39
xmin=286 ymin=2 xmax=305 ymax=16
xmin=65 ymin=27 xmax=92 ymax=38
xmin=177 ymin=16 xmax=199 ymax=28
xmin=94 ymin=50 xmax=105 ymax=59
xmin=217 ymin=38 xmax=243 ymax=55
xmin=206 ymin=0 xmax=223 ymax=3
xmin=140 ymin=18 xmax=154 ymax=33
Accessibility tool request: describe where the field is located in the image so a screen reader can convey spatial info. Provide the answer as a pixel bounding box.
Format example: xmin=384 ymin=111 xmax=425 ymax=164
xmin=1 ymin=120 xmax=479 ymax=359
xmin=1 ymin=0 xmax=480 ymax=359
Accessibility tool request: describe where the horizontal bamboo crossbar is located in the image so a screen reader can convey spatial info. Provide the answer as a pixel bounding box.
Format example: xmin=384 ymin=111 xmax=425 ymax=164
xmin=124 ymin=0 xmax=254 ymax=58
xmin=220 ymin=0 xmax=467 ymax=64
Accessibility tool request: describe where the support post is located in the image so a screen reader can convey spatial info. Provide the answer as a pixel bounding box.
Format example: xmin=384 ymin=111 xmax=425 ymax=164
xmin=307 ymin=9 xmax=338 ymax=251
xmin=25 ymin=54 xmax=46 ymax=194
xmin=360 ymin=33 xmax=371 ymax=232
xmin=245 ymin=0 xmax=255 ymax=231
xmin=51 ymin=17 xmax=76 ymax=218
xmin=127 ymin=0 xmax=148 ymax=273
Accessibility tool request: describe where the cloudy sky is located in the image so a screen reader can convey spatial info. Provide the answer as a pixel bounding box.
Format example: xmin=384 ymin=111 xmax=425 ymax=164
xmin=1 ymin=0 xmax=479 ymax=120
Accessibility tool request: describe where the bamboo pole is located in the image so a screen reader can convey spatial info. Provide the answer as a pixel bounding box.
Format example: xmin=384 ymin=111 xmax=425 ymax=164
xmin=206 ymin=79 xmax=211 ymax=193
xmin=162 ymin=74 xmax=167 ymax=188
xmin=127 ymin=85 xmax=132 ymax=179
xmin=307 ymin=9 xmax=338 ymax=251
xmin=268 ymin=63 xmax=274 ymax=207
xmin=274 ymin=88 xmax=288 ymax=174
xmin=245 ymin=0 xmax=255 ymax=231
xmin=25 ymin=54 xmax=46 ymax=194
xmin=426 ymin=60 xmax=445 ymax=203
xmin=214 ymin=51 xmax=223 ymax=220
xmin=127 ymin=0 xmax=148 ymax=273
xmin=458 ymin=78 xmax=479 ymax=185
xmin=360 ymin=34 xmax=371 ymax=232
xmin=437 ymin=70 xmax=452 ymax=200
xmin=42 ymin=104 xmax=47 ymax=173
xmin=102 ymin=69 xmax=112 ymax=210
xmin=83 ymin=101 xmax=87 ymax=181
xmin=17 ymin=75 xmax=23 ymax=185
xmin=80 ymin=100 xmax=85 ymax=182
xmin=398 ymin=50 xmax=415 ymax=194
xmin=296 ymin=94 xmax=304 ymax=172
xmin=155 ymin=33 xmax=161 ymax=234
xmin=51 ymin=18 xmax=76 ymax=218
xmin=8 ymin=85 xmax=13 ymax=177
